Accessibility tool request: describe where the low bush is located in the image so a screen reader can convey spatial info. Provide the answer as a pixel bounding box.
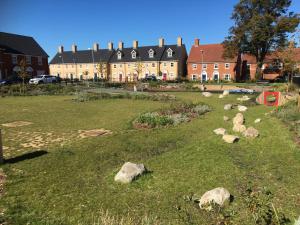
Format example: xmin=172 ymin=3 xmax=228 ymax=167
xmin=134 ymin=103 xmax=211 ymax=129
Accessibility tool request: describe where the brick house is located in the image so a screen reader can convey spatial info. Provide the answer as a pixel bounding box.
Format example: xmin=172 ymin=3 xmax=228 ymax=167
xmin=0 ymin=32 xmax=49 ymax=80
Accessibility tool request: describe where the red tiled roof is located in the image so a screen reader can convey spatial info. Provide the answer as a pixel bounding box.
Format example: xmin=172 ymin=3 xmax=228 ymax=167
xmin=187 ymin=44 xmax=236 ymax=63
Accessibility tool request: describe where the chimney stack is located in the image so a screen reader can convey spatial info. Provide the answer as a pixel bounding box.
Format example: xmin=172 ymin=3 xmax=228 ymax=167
xmin=159 ymin=38 xmax=164 ymax=47
xmin=194 ymin=38 xmax=200 ymax=47
xmin=58 ymin=46 xmax=64 ymax=53
xmin=71 ymin=44 xmax=77 ymax=53
xmin=118 ymin=41 xmax=124 ymax=50
xmin=108 ymin=42 xmax=113 ymax=51
xmin=133 ymin=40 xmax=138 ymax=49
xmin=177 ymin=37 xmax=182 ymax=47
xmin=93 ymin=43 xmax=99 ymax=52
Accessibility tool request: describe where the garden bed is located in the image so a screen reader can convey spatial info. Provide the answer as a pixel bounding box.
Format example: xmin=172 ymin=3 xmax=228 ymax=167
xmin=133 ymin=103 xmax=211 ymax=129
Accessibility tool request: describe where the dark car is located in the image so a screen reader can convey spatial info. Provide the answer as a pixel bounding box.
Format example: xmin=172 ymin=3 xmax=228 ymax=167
xmin=142 ymin=75 xmax=157 ymax=82
xmin=0 ymin=76 xmax=24 ymax=85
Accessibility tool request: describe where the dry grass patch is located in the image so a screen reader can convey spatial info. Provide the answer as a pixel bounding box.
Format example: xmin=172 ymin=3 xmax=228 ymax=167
xmin=1 ymin=121 xmax=32 ymax=128
xmin=78 ymin=129 xmax=113 ymax=138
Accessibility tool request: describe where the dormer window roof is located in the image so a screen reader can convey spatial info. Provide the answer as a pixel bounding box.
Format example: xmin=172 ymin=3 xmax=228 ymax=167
xmin=167 ymin=48 xmax=173 ymax=57
xmin=117 ymin=51 xmax=122 ymax=60
xmin=131 ymin=50 xmax=137 ymax=59
xmin=148 ymin=49 xmax=154 ymax=58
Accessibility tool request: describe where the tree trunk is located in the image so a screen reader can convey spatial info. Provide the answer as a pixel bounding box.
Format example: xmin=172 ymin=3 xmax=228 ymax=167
xmin=255 ymin=62 xmax=263 ymax=80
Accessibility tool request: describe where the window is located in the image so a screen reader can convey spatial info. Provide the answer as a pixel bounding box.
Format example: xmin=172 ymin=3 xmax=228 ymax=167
xmin=149 ymin=49 xmax=154 ymax=58
xmin=12 ymin=55 xmax=17 ymax=64
xmin=26 ymin=55 xmax=31 ymax=64
xmin=164 ymin=63 xmax=166 ymax=67
xmin=119 ymin=64 xmax=122 ymax=68
xmin=128 ymin=64 xmax=131 ymax=68
xmin=225 ymin=63 xmax=230 ymax=69
xmin=38 ymin=56 xmax=42 ymax=65
xmin=224 ymin=74 xmax=231 ymax=81
xmin=202 ymin=64 xmax=207 ymax=69
xmin=170 ymin=72 xmax=174 ymax=77
xmin=192 ymin=64 xmax=197 ymax=69
xmin=213 ymin=72 xmax=219 ymax=81
xmin=79 ymin=64 xmax=82 ymax=68
xmin=171 ymin=63 xmax=174 ymax=67
xmin=131 ymin=50 xmax=136 ymax=59
xmin=247 ymin=64 xmax=251 ymax=70
xmin=167 ymin=48 xmax=173 ymax=57
xmin=113 ymin=64 xmax=116 ymax=68
xmin=214 ymin=63 xmax=219 ymax=69
xmin=192 ymin=75 xmax=197 ymax=81
xmin=152 ymin=63 xmax=155 ymax=67
xmin=117 ymin=51 xmax=122 ymax=60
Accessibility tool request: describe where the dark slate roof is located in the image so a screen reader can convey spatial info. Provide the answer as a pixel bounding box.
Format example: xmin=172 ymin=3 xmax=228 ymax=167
xmin=0 ymin=32 xmax=48 ymax=57
xmin=49 ymin=49 xmax=115 ymax=64
xmin=109 ymin=44 xmax=186 ymax=63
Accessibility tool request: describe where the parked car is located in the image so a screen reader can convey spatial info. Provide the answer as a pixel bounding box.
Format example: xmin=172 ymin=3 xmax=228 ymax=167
xmin=29 ymin=75 xmax=58 ymax=84
xmin=142 ymin=75 xmax=157 ymax=82
xmin=0 ymin=76 xmax=24 ymax=85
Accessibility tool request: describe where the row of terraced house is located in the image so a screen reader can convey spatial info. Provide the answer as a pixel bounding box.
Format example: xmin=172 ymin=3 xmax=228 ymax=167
xmin=1 ymin=32 xmax=300 ymax=82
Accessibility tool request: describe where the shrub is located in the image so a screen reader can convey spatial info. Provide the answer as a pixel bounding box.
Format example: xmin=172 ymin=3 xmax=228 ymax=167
xmin=135 ymin=113 xmax=174 ymax=128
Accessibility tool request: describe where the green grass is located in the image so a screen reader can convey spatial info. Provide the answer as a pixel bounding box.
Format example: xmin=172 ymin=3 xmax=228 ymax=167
xmin=0 ymin=93 xmax=299 ymax=224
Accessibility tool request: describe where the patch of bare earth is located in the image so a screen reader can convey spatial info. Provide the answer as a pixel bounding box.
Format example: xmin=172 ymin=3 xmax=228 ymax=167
xmin=78 ymin=129 xmax=112 ymax=138
xmin=1 ymin=121 xmax=32 ymax=128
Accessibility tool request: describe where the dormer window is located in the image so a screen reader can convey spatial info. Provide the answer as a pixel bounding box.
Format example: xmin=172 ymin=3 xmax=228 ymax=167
xmin=117 ymin=51 xmax=122 ymax=60
xmin=149 ymin=49 xmax=154 ymax=58
xmin=131 ymin=50 xmax=136 ymax=59
xmin=167 ymin=48 xmax=173 ymax=57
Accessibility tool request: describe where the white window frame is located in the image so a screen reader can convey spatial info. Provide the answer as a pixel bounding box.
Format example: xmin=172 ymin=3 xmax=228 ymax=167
xmin=131 ymin=50 xmax=136 ymax=59
xmin=192 ymin=74 xmax=197 ymax=81
xmin=192 ymin=64 xmax=197 ymax=69
xmin=149 ymin=49 xmax=154 ymax=58
xmin=167 ymin=48 xmax=173 ymax=57
xmin=202 ymin=64 xmax=207 ymax=69
xmin=224 ymin=74 xmax=231 ymax=81
xmin=26 ymin=55 xmax=31 ymax=64
xmin=117 ymin=51 xmax=122 ymax=60
xmin=225 ymin=63 xmax=230 ymax=69
xmin=214 ymin=63 xmax=219 ymax=69
xmin=38 ymin=56 xmax=42 ymax=65
xmin=201 ymin=71 xmax=207 ymax=82
xmin=12 ymin=55 xmax=17 ymax=64
xmin=213 ymin=71 xmax=219 ymax=81
xmin=113 ymin=64 xmax=116 ymax=68
xmin=163 ymin=63 xmax=166 ymax=67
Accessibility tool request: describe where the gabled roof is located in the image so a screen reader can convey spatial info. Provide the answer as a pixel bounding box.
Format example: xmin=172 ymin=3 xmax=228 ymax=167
xmin=187 ymin=43 xmax=236 ymax=63
xmin=49 ymin=49 xmax=115 ymax=64
xmin=0 ymin=32 xmax=48 ymax=57
xmin=109 ymin=44 xmax=186 ymax=63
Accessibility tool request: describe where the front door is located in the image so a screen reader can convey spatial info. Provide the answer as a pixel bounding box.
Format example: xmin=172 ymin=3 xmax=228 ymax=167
xmin=163 ymin=73 xmax=167 ymax=81
xmin=119 ymin=74 xmax=122 ymax=82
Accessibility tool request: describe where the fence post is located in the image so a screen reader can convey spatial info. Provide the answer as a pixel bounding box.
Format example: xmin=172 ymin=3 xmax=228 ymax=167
xmin=0 ymin=129 xmax=3 ymax=164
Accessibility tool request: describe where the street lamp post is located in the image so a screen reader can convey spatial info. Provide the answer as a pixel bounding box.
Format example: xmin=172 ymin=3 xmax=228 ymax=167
xmin=59 ymin=55 xmax=64 ymax=79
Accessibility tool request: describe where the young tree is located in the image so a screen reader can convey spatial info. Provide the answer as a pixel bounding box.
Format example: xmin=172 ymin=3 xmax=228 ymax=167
xmin=17 ymin=59 xmax=29 ymax=93
xmin=82 ymin=70 xmax=89 ymax=87
xmin=223 ymin=0 xmax=300 ymax=79
xmin=96 ymin=61 xmax=107 ymax=80
xmin=134 ymin=57 xmax=145 ymax=91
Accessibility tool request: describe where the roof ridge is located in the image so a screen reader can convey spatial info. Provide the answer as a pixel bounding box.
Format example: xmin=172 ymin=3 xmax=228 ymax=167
xmin=0 ymin=31 xmax=33 ymax=39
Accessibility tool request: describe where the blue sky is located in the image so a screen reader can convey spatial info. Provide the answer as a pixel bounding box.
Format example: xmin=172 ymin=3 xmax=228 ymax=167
xmin=0 ymin=0 xmax=299 ymax=59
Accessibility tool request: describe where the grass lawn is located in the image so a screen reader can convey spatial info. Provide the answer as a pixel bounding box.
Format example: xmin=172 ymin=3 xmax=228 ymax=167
xmin=0 ymin=93 xmax=299 ymax=224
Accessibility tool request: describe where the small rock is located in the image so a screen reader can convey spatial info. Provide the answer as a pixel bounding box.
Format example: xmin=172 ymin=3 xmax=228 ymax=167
xmin=202 ymin=92 xmax=212 ymax=97
xmin=254 ymin=118 xmax=261 ymax=123
xmin=199 ymin=187 xmax=231 ymax=209
xmin=223 ymin=135 xmax=239 ymax=143
xmin=223 ymin=90 xmax=230 ymax=96
xmin=233 ymin=124 xmax=246 ymax=133
xmin=223 ymin=116 xmax=229 ymax=121
xmin=213 ymin=128 xmax=226 ymax=136
xmin=224 ymin=104 xmax=232 ymax=110
xmin=243 ymin=127 xmax=259 ymax=138
xmin=233 ymin=113 xmax=244 ymax=126
xmin=114 ymin=162 xmax=146 ymax=183
xmin=238 ymin=105 xmax=248 ymax=112
xmin=219 ymin=94 xmax=224 ymax=99
xmin=237 ymin=95 xmax=250 ymax=101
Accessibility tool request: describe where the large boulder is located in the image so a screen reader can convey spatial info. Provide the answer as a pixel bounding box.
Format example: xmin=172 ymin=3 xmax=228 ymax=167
xmin=237 ymin=95 xmax=250 ymax=102
xmin=199 ymin=187 xmax=231 ymax=209
xmin=214 ymin=128 xmax=226 ymax=136
xmin=202 ymin=92 xmax=212 ymax=97
xmin=243 ymin=127 xmax=259 ymax=138
xmin=114 ymin=162 xmax=146 ymax=183
xmin=233 ymin=124 xmax=246 ymax=133
xmin=223 ymin=135 xmax=239 ymax=143
xmin=238 ymin=105 xmax=248 ymax=112
xmin=224 ymin=104 xmax=232 ymax=110
xmin=233 ymin=113 xmax=244 ymax=126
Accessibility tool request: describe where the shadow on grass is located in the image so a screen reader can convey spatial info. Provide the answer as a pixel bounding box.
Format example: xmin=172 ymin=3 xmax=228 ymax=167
xmin=4 ymin=150 xmax=48 ymax=164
